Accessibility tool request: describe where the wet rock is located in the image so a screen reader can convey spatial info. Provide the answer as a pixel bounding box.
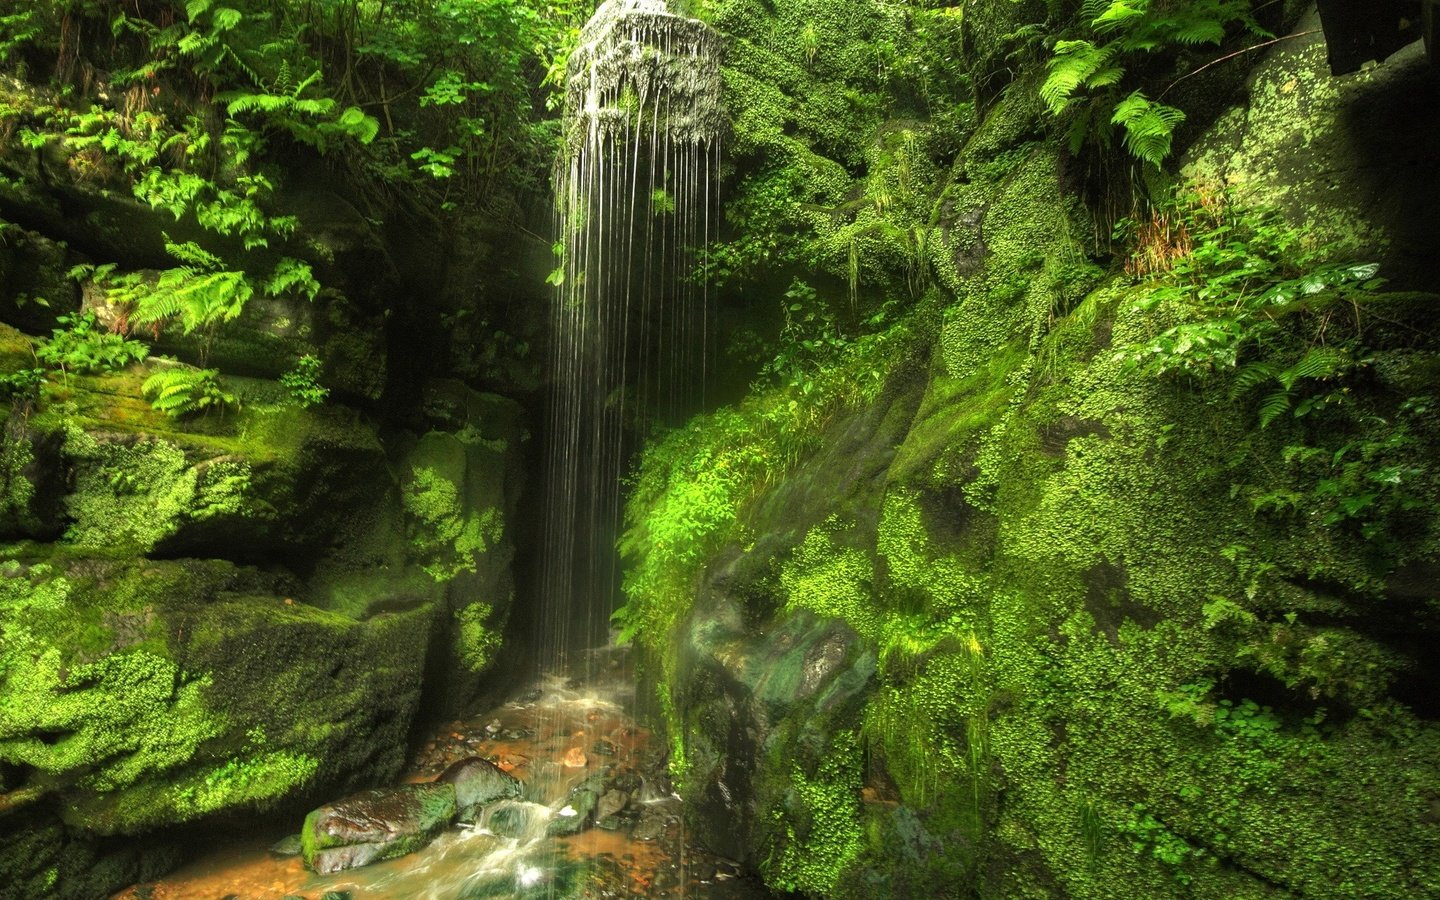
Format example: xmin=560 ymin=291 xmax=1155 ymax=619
xmin=485 ymin=804 xmax=537 ymax=838
xmin=561 ymin=746 xmax=588 ymax=768
xmin=436 ymin=756 xmax=522 ymax=821
xmin=300 ymin=783 xmax=457 ymax=874
xmin=596 ymin=789 xmax=629 ymax=822
xmin=631 ymin=805 xmax=673 ymax=842
xmin=268 ymin=834 xmax=303 ymax=857
xmin=547 ymin=774 xmax=604 ymax=836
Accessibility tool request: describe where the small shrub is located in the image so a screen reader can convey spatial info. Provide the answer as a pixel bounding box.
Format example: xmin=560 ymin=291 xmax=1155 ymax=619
xmin=279 ymin=354 xmax=328 ymax=408
xmin=36 ymin=312 xmax=149 ymax=376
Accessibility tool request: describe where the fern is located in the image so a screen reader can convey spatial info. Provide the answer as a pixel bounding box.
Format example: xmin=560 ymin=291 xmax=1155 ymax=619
xmin=1257 ymin=390 xmax=1293 ymax=428
xmin=266 ymin=258 xmax=320 ymax=301
xmin=1042 ymin=41 xmax=1121 ymax=114
xmin=105 ymin=266 xmax=253 ymax=335
xmin=1091 ymin=1 xmax=1147 ymax=34
xmin=1110 ymin=91 xmax=1186 ymax=167
xmin=1040 ymin=0 xmax=1261 ymax=165
xmin=1279 ymin=346 xmax=1347 ymax=391
xmin=164 ymin=238 xmax=225 ymax=270
xmin=1231 ymin=361 xmax=1279 ymax=399
xmin=142 ymin=364 xmax=238 ymax=418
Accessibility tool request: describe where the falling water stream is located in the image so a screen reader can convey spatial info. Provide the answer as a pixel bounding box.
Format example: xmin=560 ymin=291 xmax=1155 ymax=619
xmin=539 ymin=0 xmax=722 ymax=662
xmin=121 ymin=2 xmax=731 ymax=897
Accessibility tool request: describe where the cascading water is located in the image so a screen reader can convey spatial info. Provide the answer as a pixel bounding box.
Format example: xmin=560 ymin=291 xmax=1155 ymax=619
xmin=540 ymin=0 xmax=724 ymax=667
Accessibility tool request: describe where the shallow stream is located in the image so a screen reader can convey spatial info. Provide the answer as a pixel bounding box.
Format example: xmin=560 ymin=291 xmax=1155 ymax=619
xmin=117 ymin=648 xmax=765 ymax=899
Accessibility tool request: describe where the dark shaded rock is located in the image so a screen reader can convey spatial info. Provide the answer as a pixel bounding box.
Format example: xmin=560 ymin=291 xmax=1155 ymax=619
xmin=436 ymin=756 xmax=521 ymax=821
xmin=0 ymin=225 xmax=78 ymax=334
xmin=1184 ymin=17 xmax=1440 ymax=289
xmin=631 ymin=805 xmax=674 ymax=842
xmin=300 ymin=783 xmax=458 ymax=875
xmin=269 ymin=834 xmax=303 ymax=857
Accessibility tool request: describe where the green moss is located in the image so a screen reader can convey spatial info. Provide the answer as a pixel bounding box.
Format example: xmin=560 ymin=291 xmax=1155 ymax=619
xmin=60 ymin=426 xmax=194 ymax=550
xmin=0 ymin=562 xmax=224 ymax=799
xmin=630 ymin=182 xmax=1440 ymax=899
xmin=764 ymin=730 xmax=865 ymax=895
xmin=0 ymin=431 xmax=36 ymax=529
xmin=454 ymin=600 xmax=503 ymax=674
xmin=781 ymin=521 xmax=879 ymax=639
xmin=0 ymin=552 xmax=436 ymax=835
xmin=301 ymin=783 xmax=458 ymax=871
xmin=403 ymin=465 xmax=503 ymax=582
xmin=618 ymin=321 xmax=906 ymax=674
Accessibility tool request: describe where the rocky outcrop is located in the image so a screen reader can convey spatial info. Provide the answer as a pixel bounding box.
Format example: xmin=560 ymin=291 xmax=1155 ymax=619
xmin=1184 ymin=12 xmax=1440 ymax=288
xmin=437 ymin=756 xmax=522 ymax=822
xmin=626 ymin=4 xmax=1440 ymax=897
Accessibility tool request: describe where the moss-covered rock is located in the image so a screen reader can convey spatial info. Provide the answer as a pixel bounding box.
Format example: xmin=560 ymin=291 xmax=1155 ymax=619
xmin=624 ymin=23 xmax=1440 ymax=897
xmin=1183 ymin=13 xmax=1440 ymax=288
xmin=7 ymin=362 xmax=389 ymax=560
xmin=437 ymin=756 xmax=521 ymax=822
xmin=0 ymin=222 xmax=79 ymax=335
xmin=0 ymin=550 xmax=437 ymax=838
xmin=300 ymin=782 xmax=457 ymax=874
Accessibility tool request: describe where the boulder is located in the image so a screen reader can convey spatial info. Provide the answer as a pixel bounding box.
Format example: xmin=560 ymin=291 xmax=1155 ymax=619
xmin=436 ymin=756 xmax=521 ymax=821
xmin=0 ymin=551 xmax=437 ymax=837
xmin=300 ymin=783 xmax=458 ymax=875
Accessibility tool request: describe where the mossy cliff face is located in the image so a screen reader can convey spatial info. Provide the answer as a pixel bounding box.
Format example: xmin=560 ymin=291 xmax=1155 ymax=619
xmin=0 ymin=315 xmax=526 ymax=898
xmin=0 ymin=367 xmax=526 ymax=898
xmin=0 ymin=4 xmax=546 ymax=895
xmin=623 ymin=7 xmax=1440 ymax=897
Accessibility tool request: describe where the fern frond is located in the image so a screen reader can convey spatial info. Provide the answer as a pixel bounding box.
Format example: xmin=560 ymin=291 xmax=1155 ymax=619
xmin=1091 ymin=1 xmax=1147 ymax=33
xmin=210 ymin=7 xmax=242 ymax=32
xmin=1081 ymin=0 xmax=1123 ymax=21
xmin=142 ymin=365 xmax=236 ymax=418
xmin=291 ymin=70 xmax=323 ymax=98
xmin=1257 ymin=390 xmax=1292 ymax=428
xmin=266 ymin=258 xmax=320 ymax=300
xmin=1280 ymin=346 xmax=1347 ymax=389
xmin=163 ymin=238 xmax=223 ymax=271
xmin=1171 ymin=18 xmax=1226 ymax=45
xmin=1042 ymin=41 xmax=1115 ymax=114
xmin=1231 ymin=361 xmax=1278 ymax=399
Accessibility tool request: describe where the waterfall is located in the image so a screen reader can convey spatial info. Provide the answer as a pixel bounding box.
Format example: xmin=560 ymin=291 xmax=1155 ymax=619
xmin=540 ymin=0 xmax=723 ymax=667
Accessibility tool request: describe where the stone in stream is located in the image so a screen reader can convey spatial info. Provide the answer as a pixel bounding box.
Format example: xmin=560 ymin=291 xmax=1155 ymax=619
xmin=300 ymin=783 xmax=457 ymax=874
xmin=547 ymin=773 xmax=607 ymax=836
xmin=436 ymin=756 xmax=522 ymax=821
xmin=268 ymin=834 xmax=303 ymax=857
xmin=596 ymin=788 xmax=629 ymax=822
